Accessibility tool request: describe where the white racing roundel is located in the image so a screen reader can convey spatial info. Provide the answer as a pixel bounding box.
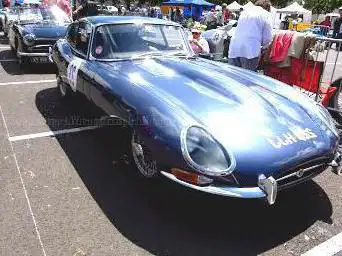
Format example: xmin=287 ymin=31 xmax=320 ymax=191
xmin=67 ymin=59 xmax=84 ymax=92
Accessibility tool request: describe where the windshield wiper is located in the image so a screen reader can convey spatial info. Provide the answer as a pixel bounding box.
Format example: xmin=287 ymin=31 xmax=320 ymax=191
xmin=130 ymin=51 xmax=164 ymax=59
xmin=166 ymin=52 xmax=194 ymax=58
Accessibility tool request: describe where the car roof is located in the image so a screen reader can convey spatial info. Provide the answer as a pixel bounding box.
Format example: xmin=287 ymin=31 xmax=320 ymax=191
xmin=83 ymin=16 xmax=180 ymax=27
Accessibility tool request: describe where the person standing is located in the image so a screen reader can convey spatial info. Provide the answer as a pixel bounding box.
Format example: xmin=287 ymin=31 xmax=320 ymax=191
xmin=57 ymin=0 xmax=72 ymax=17
xmin=73 ymin=0 xmax=88 ymax=19
xmin=333 ymin=8 xmax=342 ymax=40
xmin=174 ymin=7 xmax=184 ymax=23
xmin=228 ymin=0 xmax=272 ymax=71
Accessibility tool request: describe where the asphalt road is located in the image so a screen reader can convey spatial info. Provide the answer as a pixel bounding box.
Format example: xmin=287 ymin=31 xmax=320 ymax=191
xmin=0 ymin=31 xmax=342 ymax=256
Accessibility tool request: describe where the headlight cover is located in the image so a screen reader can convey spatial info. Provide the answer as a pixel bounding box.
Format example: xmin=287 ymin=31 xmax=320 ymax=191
xmin=23 ymin=34 xmax=36 ymax=46
xmin=180 ymin=125 xmax=236 ymax=176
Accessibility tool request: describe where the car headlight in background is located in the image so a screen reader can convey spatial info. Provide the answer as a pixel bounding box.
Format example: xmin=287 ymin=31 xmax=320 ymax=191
xmin=23 ymin=34 xmax=35 ymax=46
xmin=180 ymin=125 xmax=236 ymax=176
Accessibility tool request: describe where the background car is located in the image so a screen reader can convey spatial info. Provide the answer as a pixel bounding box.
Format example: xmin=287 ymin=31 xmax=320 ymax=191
xmin=8 ymin=5 xmax=71 ymax=65
xmin=51 ymin=16 xmax=341 ymax=205
xmin=201 ymin=19 xmax=237 ymax=61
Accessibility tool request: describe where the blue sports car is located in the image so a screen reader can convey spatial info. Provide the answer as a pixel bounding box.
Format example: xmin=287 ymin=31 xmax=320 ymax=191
xmin=51 ymin=16 xmax=342 ymax=205
xmin=8 ymin=6 xmax=71 ymax=65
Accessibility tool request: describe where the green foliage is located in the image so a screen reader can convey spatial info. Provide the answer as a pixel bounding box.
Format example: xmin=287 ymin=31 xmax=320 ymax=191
xmin=304 ymin=0 xmax=342 ymax=14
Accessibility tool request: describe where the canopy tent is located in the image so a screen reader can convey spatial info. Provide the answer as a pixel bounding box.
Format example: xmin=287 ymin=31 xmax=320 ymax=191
xmin=276 ymin=2 xmax=310 ymax=14
xmin=243 ymin=1 xmax=254 ymax=9
xmin=161 ymin=0 xmax=215 ymax=7
xmin=161 ymin=0 xmax=215 ymax=19
xmin=277 ymin=2 xmax=312 ymax=22
xmin=227 ymin=1 xmax=242 ymax=11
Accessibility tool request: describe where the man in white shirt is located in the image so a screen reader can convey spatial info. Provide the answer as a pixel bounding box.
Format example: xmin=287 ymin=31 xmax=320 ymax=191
xmin=228 ymin=0 xmax=273 ymax=71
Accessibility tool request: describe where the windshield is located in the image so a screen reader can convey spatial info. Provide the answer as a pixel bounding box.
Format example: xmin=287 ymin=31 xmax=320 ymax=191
xmin=91 ymin=23 xmax=190 ymax=60
xmin=18 ymin=6 xmax=71 ymax=24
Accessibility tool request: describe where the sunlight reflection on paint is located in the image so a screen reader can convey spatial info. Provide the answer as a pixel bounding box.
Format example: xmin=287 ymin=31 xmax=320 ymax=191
xmin=141 ymin=59 xmax=176 ymax=78
xmin=128 ymin=72 xmax=151 ymax=87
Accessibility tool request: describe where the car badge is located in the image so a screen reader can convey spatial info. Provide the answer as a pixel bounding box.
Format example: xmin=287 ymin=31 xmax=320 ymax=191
xmin=296 ymin=169 xmax=305 ymax=178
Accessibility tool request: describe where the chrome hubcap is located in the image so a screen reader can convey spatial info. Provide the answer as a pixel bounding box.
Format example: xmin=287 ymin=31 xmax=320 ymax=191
xmin=131 ymin=132 xmax=158 ymax=178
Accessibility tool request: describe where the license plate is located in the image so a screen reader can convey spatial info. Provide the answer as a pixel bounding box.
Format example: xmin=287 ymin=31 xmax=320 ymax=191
xmin=31 ymin=57 xmax=49 ymax=63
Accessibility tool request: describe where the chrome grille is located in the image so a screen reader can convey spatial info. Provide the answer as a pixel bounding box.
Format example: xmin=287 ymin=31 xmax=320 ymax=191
xmin=275 ymin=156 xmax=332 ymax=190
xmin=28 ymin=38 xmax=58 ymax=53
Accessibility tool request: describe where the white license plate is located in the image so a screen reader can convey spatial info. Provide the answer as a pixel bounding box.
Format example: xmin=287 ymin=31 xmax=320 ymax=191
xmin=31 ymin=57 xmax=49 ymax=63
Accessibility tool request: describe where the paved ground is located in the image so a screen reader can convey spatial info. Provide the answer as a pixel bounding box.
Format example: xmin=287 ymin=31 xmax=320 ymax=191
xmin=0 ymin=31 xmax=342 ymax=256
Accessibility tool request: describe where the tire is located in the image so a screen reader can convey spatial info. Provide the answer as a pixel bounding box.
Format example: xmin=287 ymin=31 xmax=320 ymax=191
xmin=16 ymin=39 xmax=26 ymax=67
xmin=57 ymin=75 xmax=72 ymax=101
xmin=130 ymin=130 xmax=159 ymax=179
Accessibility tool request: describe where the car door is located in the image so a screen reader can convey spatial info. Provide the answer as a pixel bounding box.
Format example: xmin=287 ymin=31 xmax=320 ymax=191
xmin=63 ymin=21 xmax=94 ymax=99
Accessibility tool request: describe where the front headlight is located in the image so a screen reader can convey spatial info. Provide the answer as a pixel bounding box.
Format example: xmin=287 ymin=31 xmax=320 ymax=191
xmin=180 ymin=125 xmax=236 ymax=176
xmin=23 ymin=34 xmax=36 ymax=46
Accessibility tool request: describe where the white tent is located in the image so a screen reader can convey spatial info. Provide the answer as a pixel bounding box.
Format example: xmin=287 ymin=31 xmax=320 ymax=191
xmin=270 ymin=5 xmax=281 ymax=29
xmin=276 ymin=2 xmax=312 ymax=22
xmin=276 ymin=2 xmax=311 ymax=14
xmin=243 ymin=1 xmax=254 ymax=9
xmin=227 ymin=1 xmax=242 ymax=11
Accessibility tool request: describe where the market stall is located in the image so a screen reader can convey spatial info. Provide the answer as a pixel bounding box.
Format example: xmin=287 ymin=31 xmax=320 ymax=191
xmin=160 ymin=0 xmax=215 ymax=19
xmin=276 ymin=2 xmax=312 ymax=30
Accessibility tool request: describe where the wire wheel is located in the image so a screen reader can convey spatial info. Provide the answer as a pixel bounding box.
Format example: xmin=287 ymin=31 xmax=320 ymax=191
xmin=131 ymin=131 xmax=159 ymax=178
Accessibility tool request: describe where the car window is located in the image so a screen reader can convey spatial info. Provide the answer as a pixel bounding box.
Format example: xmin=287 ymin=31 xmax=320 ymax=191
xmin=91 ymin=23 xmax=189 ymax=60
xmin=75 ymin=21 xmax=92 ymax=56
xmin=66 ymin=22 xmax=79 ymax=48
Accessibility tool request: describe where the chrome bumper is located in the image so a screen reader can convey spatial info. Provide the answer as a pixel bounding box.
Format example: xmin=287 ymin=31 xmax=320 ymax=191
xmin=160 ymin=171 xmax=267 ymax=200
xmin=17 ymin=52 xmax=50 ymax=57
xmin=161 ymin=150 xmax=342 ymax=205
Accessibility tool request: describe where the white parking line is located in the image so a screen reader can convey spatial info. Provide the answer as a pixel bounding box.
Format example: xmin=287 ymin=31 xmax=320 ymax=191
xmin=0 ymin=79 xmax=56 ymax=86
xmin=9 ymin=126 xmax=100 ymax=142
xmin=0 ymin=46 xmax=10 ymax=49
xmin=301 ymin=232 xmax=342 ymax=256
xmin=0 ymin=105 xmax=47 ymax=256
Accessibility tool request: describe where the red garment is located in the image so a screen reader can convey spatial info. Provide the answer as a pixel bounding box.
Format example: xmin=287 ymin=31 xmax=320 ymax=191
xmin=269 ymin=32 xmax=295 ymax=63
xmin=291 ymin=58 xmax=323 ymax=92
xmin=264 ymin=66 xmax=293 ymax=85
xmin=3 ymin=0 xmax=11 ymax=7
xmin=224 ymin=10 xmax=231 ymax=21
xmin=320 ymin=20 xmax=331 ymax=27
xmin=264 ymin=57 xmax=336 ymax=107
xmin=57 ymin=0 xmax=72 ymax=16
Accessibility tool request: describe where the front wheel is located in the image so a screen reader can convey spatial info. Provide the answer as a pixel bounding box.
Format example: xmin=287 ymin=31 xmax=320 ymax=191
xmin=57 ymin=76 xmax=72 ymax=101
xmin=131 ymin=130 xmax=159 ymax=178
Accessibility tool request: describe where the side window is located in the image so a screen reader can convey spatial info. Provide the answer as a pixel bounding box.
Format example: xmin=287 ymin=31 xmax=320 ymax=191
xmin=66 ymin=22 xmax=79 ymax=48
xmin=75 ymin=22 xmax=92 ymax=56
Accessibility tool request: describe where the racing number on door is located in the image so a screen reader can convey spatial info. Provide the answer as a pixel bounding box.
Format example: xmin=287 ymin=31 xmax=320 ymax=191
xmin=67 ymin=59 xmax=83 ymax=92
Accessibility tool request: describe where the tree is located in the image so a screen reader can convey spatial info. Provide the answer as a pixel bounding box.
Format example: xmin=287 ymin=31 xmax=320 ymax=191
xmin=304 ymin=0 xmax=342 ymax=14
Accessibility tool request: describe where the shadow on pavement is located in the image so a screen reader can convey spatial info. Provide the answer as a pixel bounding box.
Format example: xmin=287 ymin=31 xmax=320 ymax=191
xmin=0 ymin=50 xmax=56 ymax=75
xmin=36 ymin=88 xmax=333 ymax=256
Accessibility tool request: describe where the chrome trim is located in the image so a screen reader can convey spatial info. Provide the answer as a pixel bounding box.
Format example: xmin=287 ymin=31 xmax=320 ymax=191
xmin=258 ymin=174 xmax=277 ymax=205
xmin=161 ymin=171 xmax=266 ymax=199
xmin=29 ymin=44 xmax=53 ymax=49
xmin=276 ymin=163 xmax=327 ymax=182
xmin=48 ymin=47 xmax=53 ymax=63
xmin=35 ymin=37 xmax=60 ymax=41
xmin=17 ymin=52 xmax=49 ymax=57
xmin=180 ymin=124 xmax=236 ymax=177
